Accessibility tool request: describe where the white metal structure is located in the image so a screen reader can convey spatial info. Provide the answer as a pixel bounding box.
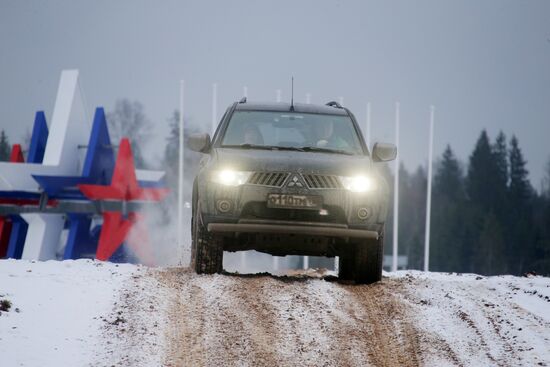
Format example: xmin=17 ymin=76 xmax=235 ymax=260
xmin=424 ymin=106 xmax=435 ymax=272
xmin=276 ymin=89 xmax=282 ymax=102
xmin=392 ymin=102 xmax=400 ymax=272
xmin=306 ymin=93 xmax=311 ymax=104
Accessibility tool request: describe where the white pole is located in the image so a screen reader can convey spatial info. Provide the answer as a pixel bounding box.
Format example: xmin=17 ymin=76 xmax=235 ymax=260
xmin=276 ymin=89 xmax=282 ymax=102
xmin=212 ymin=83 xmax=218 ymax=135
xmin=273 ymin=256 xmax=279 ymax=272
xmin=178 ymin=80 xmax=185 ymax=264
xmin=338 ymin=96 xmax=344 ymax=106
xmin=424 ymin=106 xmax=435 ymax=272
xmin=302 ymin=89 xmax=310 ymax=270
xmin=392 ymin=102 xmax=400 ymax=272
xmin=366 ymin=102 xmax=371 ymax=148
xmin=239 ymin=85 xmax=249 ymax=272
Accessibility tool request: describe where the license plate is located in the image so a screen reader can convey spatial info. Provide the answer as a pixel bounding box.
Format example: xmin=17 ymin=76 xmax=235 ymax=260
xmin=267 ymin=194 xmax=322 ymax=210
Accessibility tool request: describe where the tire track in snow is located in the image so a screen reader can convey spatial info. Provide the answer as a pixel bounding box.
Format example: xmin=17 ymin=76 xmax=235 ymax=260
xmin=106 ymin=269 xmax=550 ymax=366
xmin=156 ymin=270 xmax=424 ymax=366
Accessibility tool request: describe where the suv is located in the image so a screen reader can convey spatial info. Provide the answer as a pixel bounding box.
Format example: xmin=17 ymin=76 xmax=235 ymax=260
xmin=189 ymin=100 xmax=396 ymax=283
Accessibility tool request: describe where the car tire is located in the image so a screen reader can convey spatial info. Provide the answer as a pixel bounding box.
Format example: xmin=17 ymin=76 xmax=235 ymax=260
xmin=354 ymin=228 xmax=384 ymax=284
xmin=191 ymin=201 xmax=223 ymax=274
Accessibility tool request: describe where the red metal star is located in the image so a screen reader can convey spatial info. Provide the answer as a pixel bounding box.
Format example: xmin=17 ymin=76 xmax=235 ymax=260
xmin=78 ymin=138 xmax=169 ymax=263
xmin=78 ymin=138 xmax=169 ymax=201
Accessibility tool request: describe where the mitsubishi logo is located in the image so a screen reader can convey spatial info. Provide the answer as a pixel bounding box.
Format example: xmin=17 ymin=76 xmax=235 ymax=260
xmin=287 ymin=174 xmax=304 ymax=188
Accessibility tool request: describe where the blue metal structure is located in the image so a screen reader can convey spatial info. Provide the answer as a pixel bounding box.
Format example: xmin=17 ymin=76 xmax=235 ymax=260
xmin=3 ymin=111 xmax=49 ymax=259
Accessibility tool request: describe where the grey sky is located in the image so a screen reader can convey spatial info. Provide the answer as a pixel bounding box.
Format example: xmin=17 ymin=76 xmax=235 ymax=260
xmin=1 ymin=0 xmax=549 ymax=187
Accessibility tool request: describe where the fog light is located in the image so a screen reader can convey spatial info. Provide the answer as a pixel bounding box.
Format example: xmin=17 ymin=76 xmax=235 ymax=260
xmin=357 ymin=207 xmax=370 ymax=220
xmin=217 ymin=200 xmax=232 ymax=213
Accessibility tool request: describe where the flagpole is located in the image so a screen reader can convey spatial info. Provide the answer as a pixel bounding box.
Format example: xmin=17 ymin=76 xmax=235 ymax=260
xmin=392 ymin=102 xmax=400 ymax=272
xmin=424 ymin=106 xmax=435 ymax=272
xmin=178 ymin=80 xmax=185 ymax=264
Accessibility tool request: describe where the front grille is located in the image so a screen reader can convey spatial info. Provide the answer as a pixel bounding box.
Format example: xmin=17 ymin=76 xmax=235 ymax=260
xmin=241 ymin=202 xmax=347 ymax=224
xmin=303 ymin=174 xmax=342 ymax=189
xmin=247 ymin=172 xmax=289 ymax=187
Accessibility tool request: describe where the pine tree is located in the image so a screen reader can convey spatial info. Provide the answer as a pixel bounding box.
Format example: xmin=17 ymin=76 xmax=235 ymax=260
xmin=431 ymin=145 xmax=467 ymax=272
xmin=467 ymin=130 xmax=498 ymax=211
xmin=0 ymin=130 xmax=11 ymax=161
xmin=508 ymin=135 xmax=533 ymax=274
xmin=509 ymin=136 xmax=531 ymax=205
xmin=492 ymin=131 xmax=509 ymax=217
xmin=475 ymin=213 xmax=506 ymax=275
xmin=435 ymin=145 xmax=464 ymax=201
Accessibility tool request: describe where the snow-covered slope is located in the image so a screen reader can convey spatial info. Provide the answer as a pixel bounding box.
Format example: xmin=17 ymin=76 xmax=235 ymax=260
xmin=1 ymin=260 xmax=549 ymax=366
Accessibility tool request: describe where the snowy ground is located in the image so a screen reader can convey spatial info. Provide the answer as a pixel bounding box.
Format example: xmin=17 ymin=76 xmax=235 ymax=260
xmin=1 ymin=260 xmax=549 ymax=366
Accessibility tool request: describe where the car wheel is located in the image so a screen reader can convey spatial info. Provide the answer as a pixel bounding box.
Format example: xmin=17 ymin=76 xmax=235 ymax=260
xmin=354 ymin=228 xmax=384 ymax=284
xmin=191 ymin=201 xmax=223 ymax=274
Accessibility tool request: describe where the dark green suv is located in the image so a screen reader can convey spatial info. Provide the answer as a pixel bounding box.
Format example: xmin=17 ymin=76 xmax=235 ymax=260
xmin=189 ymin=100 xmax=396 ymax=283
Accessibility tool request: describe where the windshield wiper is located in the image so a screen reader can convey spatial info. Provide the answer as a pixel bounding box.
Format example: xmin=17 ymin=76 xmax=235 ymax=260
xmin=225 ymin=144 xmax=305 ymax=152
xmin=299 ymin=146 xmax=354 ymax=155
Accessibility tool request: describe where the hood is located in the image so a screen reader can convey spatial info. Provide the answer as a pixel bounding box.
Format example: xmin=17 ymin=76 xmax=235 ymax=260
xmin=213 ymin=148 xmax=372 ymax=176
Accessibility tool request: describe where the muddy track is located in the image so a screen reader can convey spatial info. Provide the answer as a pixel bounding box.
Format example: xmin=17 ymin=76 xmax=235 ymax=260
xmin=155 ymin=269 xmax=425 ymax=367
xmin=101 ymin=269 xmax=550 ymax=366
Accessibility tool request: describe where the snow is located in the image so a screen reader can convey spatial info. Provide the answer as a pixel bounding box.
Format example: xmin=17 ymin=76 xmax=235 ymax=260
xmin=0 ymin=259 xmax=140 ymax=366
xmin=1 ymin=260 xmax=549 ymax=366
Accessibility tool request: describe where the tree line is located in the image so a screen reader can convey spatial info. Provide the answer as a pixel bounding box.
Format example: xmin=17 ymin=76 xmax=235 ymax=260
xmin=382 ymin=131 xmax=550 ymax=276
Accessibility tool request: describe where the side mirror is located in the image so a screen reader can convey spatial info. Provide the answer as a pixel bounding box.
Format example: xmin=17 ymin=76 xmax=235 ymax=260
xmin=372 ymin=142 xmax=397 ymax=162
xmin=188 ymin=133 xmax=211 ymax=153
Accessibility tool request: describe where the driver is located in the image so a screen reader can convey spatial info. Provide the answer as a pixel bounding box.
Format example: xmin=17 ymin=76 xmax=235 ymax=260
xmin=312 ymin=120 xmax=349 ymax=149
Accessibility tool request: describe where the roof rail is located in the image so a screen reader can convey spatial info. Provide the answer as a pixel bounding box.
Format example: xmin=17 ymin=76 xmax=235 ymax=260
xmin=239 ymin=97 xmax=247 ymax=103
xmin=326 ymin=101 xmax=343 ymax=109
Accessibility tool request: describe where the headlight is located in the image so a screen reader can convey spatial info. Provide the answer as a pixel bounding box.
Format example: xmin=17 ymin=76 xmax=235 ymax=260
xmin=339 ymin=175 xmax=376 ymax=193
xmin=211 ymin=170 xmax=252 ymax=186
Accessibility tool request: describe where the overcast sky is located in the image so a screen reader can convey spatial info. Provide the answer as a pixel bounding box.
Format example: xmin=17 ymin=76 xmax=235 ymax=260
xmin=1 ymin=0 xmax=549 ymax=187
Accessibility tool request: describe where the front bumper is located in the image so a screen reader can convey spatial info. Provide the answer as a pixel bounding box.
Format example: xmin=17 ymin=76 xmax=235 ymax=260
xmin=208 ymin=221 xmax=379 ymax=240
xmin=200 ymin=181 xmax=388 ymax=228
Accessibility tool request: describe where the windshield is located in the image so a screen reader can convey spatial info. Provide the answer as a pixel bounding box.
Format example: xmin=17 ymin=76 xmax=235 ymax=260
xmin=221 ymin=111 xmax=364 ymax=155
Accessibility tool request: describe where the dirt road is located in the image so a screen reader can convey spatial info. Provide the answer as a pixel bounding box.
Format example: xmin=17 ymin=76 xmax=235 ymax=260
xmin=101 ymin=269 xmax=550 ymax=366
xmin=158 ymin=269 xmax=423 ymax=366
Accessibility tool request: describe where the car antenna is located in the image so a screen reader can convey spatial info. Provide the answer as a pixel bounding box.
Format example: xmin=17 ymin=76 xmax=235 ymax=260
xmin=290 ymin=76 xmax=295 ymax=111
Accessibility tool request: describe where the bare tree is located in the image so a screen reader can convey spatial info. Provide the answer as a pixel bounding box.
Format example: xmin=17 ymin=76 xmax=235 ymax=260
xmin=107 ymin=99 xmax=153 ymax=168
